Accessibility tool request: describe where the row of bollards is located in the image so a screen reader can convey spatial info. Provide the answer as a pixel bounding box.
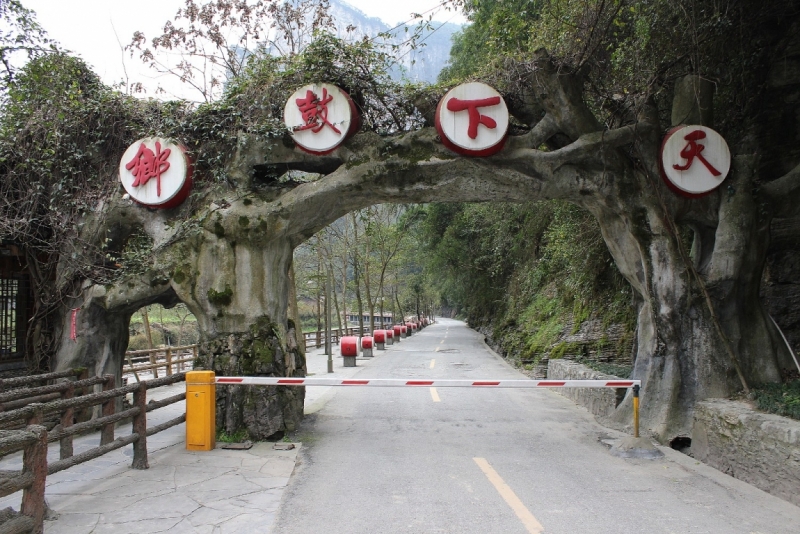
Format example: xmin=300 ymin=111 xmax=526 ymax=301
xmin=340 ymin=319 xmax=432 ymax=367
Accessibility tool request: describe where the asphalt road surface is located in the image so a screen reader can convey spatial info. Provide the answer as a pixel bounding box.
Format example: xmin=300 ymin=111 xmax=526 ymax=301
xmin=273 ymin=318 xmax=800 ymax=533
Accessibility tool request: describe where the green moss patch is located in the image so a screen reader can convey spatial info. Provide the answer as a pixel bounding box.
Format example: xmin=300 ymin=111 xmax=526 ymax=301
xmin=207 ymin=285 xmax=233 ymax=306
xmin=172 ymin=266 xmax=188 ymax=285
xmin=213 ymin=220 xmax=226 ymax=238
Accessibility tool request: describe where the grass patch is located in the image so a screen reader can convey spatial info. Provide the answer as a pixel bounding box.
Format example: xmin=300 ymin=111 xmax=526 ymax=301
xmin=217 ymin=429 xmax=249 ymax=443
xmin=130 ymin=304 xmax=197 ymax=326
xmin=751 ymin=380 xmax=800 ymax=420
xmin=518 ymin=294 xmax=563 ymax=358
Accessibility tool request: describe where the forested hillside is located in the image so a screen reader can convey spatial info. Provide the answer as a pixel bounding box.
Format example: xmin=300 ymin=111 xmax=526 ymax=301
xmin=414 ymin=201 xmax=635 ymax=377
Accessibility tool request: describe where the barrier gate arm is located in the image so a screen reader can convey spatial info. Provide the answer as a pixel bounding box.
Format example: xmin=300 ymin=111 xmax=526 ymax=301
xmin=215 ymin=377 xmax=641 ymax=388
xmin=186 ymin=372 xmax=643 ymax=450
xmin=218 ymin=377 xmax=643 ymax=438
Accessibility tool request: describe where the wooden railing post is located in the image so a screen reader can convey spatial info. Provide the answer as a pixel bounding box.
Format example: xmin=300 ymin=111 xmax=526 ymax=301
xmin=131 ymin=382 xmax=148 ymax=470
xmin=20 ymin=424 xmax=47 ymax=534
xmin=150 ymin=350 xmax=159 ymax=379
xmin=59 ymin=382 xmax=75 ymax=460
xmin=165 ymin=348 xmax=173 ymax=377
xmin=25 ymin=403 xmax=44 ymax=426
xmin=100 ymin=375 xmax=115 ymax=446
xmin=127 ymin=351 xmax=140 ymax=382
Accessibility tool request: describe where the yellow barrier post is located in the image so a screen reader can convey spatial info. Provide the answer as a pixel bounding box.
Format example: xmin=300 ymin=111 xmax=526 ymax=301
xmin=185 ymin=371 xmax=216 ymax=451
xmin=633 ymin=384 xmax=640 ymax=438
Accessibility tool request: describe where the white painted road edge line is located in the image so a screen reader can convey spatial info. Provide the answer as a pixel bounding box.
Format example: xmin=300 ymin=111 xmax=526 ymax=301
xmin=215 ymin=377 xmax=640 ymax=388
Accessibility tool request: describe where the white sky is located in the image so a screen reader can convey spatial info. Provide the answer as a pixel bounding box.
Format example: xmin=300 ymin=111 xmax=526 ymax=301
xmin=21 ymin=0 xmax=465 ymax=100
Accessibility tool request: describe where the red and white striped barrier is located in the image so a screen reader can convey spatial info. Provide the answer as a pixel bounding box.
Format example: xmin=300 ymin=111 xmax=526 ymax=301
xmin=215 ymin=377 xmax=640 ymax=388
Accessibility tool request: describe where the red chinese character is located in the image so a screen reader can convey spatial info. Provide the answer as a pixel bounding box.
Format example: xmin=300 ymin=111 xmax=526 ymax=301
xmin=125 ymin=141 xmax=171 ymax=197
xmin=672 ymin=130 xmax=721 ymax=176
xmin=295 ymin=88 xmax=341 ymax=135
xmin=446 ymin=96 xmax=501 ymax=139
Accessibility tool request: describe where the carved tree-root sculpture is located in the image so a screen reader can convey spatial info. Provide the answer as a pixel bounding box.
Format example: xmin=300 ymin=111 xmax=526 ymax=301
xmin=55 ymin=52 xmax=799 ymax=442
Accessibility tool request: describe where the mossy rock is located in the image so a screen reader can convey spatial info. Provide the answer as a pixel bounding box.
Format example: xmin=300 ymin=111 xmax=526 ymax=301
xmin=208 ymin=286 xmax=233 ymax=307
xmin=213 ymin=220 xmax=226 ymax=238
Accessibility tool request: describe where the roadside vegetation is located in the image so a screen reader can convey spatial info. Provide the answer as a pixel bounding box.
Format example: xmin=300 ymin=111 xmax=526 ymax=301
xmin=752 ymin=380 xmax=800 ymax=421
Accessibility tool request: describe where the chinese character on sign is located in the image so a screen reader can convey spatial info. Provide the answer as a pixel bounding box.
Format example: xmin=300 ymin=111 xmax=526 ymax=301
xmin=659 ymin=125 xmax=730 ymax=197
xmin=125 ymin=141 xmax=171 ymax=197
xmin=119 ymin=138 xmax=192 ymax=209
xmin=294 ymin=88 xmax=341 ymax=135
xmin=435 ymin=82 xmax=509 ymax=157
xmin=284 ymin=84 xmax=358 ymax=155
xmin=446 ymin=96 xmax=501 ymax=139
xmin=672 ymin=130 xmax=721 ymax=176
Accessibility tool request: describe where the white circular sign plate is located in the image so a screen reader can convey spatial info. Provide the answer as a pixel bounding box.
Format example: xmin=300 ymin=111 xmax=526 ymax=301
xmin=284 ymin=83 xmax=355 ymax=154
xmin=436 ymin=82 xmax=509 ymax=156
xmin=660 ymin=125 xmax=730 ymax=196
xmin=119 ymin=138 xmax=191 ymax=208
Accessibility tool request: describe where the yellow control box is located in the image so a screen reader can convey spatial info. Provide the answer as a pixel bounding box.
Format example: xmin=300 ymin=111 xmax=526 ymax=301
xmin=185 ymin=370 xmax=216 ymax=451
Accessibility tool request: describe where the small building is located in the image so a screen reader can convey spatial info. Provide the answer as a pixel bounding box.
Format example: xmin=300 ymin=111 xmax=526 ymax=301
xmin=346 ymin=312 xmax=393 ymax=326
xmin=0 ymin=243 xmax=31 ymax=371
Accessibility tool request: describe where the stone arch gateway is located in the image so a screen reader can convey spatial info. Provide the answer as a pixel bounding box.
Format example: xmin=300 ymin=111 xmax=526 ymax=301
xmin=53 ymin=55 xmax=800 ymax=443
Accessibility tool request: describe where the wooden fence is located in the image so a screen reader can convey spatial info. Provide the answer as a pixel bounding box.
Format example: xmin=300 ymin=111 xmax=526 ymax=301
xmin=302 ymin=327 xmax=371 ymax=351
xmin=121 ymin=325 xmax=393 ymax=374
xmin=124 ymin=345 xmax=198 ymax=381
xmin=0 ymin=370 xmax=187 ymax=534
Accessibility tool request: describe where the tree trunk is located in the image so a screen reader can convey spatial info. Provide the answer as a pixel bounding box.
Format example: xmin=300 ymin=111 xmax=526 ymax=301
xmin=352 ymin=214 xmax=364 ymax=335
xmin=364 ymin=237 xmax=375 ymax=333
xmin=331 ymin=262 xmax=343 ymax=332
xmin=592 ymin=163 xmax=792 ymax=441
xmin=316 ymin=244 xmax=322 ymax=338
xmin=341 ymin=258 xmax=348 ymax=331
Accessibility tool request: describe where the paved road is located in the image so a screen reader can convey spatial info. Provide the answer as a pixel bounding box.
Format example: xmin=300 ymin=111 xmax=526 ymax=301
xmin=274 ymin=318 xmax=800 ymax=534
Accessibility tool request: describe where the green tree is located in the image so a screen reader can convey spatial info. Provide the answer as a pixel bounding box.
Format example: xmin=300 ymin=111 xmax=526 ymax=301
xmin=0 ymin=0 xmax=53 ymax=87
xmin=439 ymin=0 xmax=542 ymax=82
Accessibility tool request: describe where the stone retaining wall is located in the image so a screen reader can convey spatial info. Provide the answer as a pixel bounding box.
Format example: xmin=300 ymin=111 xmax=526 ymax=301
xmin=692 ymin=400 xmax=800 ymax=507
xmin=546 ymin=360 xmax=624 ymax=418
xmin=548 ymin=360 xmax=800 ymax=507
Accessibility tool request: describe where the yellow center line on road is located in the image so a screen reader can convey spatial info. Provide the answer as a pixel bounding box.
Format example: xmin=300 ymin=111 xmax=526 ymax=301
xmin=430 ymin=387 xmax=440 ymax=402
xmin=430 ymin=359 xmax=436 ymax=369
xmin=473 ymin=458 xmax=544 ymax=534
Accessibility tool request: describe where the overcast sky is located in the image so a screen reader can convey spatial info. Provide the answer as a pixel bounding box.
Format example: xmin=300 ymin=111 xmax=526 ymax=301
xmin=21 ymin=0 xmax=465 ymax=100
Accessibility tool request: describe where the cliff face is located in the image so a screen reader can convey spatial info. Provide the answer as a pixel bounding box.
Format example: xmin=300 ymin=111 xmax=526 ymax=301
xmin=760 ymin=22 xmax=800 ymax=365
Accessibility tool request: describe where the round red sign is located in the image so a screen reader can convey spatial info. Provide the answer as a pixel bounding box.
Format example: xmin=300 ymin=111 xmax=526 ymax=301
xmin=435 ymin=82 xmax=509 ymax=157
xmin=284 ymin=83 xmax=360 ymax=155
xmin=119 ymin=138 xmax=193 ymax=209
xmin=660 ymin=125 xmax=730 ymax=198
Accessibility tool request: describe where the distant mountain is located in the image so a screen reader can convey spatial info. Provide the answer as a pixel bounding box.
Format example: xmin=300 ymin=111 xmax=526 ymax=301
xmin=328 ymin=1 xmax=461 ymax=84
xmin=265 ymin=1 xmax=461 ymax=84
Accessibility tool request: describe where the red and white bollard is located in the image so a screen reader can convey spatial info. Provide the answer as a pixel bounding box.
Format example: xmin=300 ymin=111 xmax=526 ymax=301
xmin=361 ymin=336 xmax=374 ymax=357
xmin=373 ymin=330 xmax=386 ymax=350
xmin=385 ymin=328 xmax=394 ymax=346
xmin=341 ymin=336 xmax=358 ymax=367
xmin=400 ymin=325 xmax=408 ymax=338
